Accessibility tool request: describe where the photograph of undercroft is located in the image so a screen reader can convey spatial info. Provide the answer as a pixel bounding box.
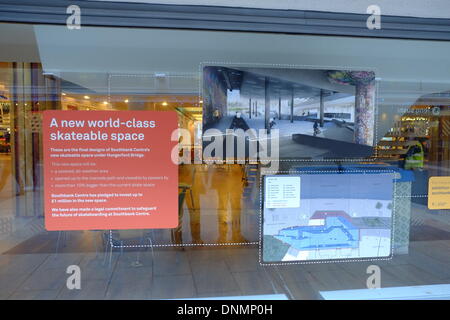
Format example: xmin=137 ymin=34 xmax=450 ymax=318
xmin=202 ymin=66 xmax=376 ymax=159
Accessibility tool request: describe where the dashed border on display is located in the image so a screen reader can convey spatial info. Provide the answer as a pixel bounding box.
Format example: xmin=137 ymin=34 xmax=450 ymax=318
xmin=105 ymin=66 xmax=429 ymax=252
xmin=107 ymin=230 xmax=259 ymax=249
xmin=199 ymin=62 xmax=381 ymax=163
xmin=107 ymin=63 xmax=382 ymax=163
xmin=258 ymin=170 xmax=397 ymax=266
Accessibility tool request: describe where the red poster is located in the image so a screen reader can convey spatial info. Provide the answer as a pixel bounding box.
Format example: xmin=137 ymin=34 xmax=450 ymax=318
xmin=43 ymin=110 xmax=178 ymax=231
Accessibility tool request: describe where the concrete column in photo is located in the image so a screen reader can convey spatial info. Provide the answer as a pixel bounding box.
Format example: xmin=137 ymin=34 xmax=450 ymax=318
xmin=326 ymin=70 xmax=376 ymax=146
xmin=354 ymin=80 xmax=375 ymax=146
xmin=290 ymin=87 xmax=294 ymax=123
xmin=249 ymin=97 xmax=252 ymax=119
xmin=319 ymin=89 xmax=325 ymax=127
xmin=265 ymin=77 xmax=270 ymax=132
xmin=278 ymin=96 xmax=281 ymax=120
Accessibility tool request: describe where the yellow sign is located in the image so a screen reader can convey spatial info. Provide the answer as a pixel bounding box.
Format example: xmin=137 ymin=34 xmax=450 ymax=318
xmin=428 ymin=177 xmax=450 ymax=209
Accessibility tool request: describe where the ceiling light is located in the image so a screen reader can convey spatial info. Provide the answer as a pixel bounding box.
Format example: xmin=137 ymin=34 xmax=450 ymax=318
xmin=124 ymin=99 xmax=129 ymax=103
xmin=84 ymin=95 xmax=90 ymax=100
xmin=162 ymin=102 xmax=168 ymax=106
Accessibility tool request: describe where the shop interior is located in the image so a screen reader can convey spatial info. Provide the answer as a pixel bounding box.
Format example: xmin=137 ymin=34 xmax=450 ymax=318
xmin=0 ymin=24 xmax=449 ymax=300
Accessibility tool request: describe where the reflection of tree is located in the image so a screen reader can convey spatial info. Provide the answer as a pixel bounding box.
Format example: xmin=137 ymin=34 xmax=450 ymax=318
xmin=387 ymin=202 xmax=393 ymax=211
xmin=375 ymin=201 xmax=383 ymax=217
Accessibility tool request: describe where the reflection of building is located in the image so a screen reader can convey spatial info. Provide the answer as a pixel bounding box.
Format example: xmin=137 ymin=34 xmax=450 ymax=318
xmin=0 ymin=62 xmax=204 ymax=217
xmin=0 ymin=61 xmax=257 ymax=244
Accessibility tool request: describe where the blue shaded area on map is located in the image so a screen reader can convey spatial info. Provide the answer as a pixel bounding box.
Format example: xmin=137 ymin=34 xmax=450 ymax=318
xmin=274 ymin=214 xmax=359 ymax=251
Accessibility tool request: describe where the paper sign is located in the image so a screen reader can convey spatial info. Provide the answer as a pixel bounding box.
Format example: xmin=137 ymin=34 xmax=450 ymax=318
xmin=428 ymin=176 xmax=450 ymax=210
xmin=43 ymin=110 xmax=178 ymax=231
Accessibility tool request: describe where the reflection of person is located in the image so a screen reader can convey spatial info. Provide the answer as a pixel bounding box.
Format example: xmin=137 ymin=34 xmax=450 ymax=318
xmin=0 ymin=131 xmax=10 ymax=153
xmin=4 ymin=131 xmax=10 ymax=144
xmin=213 ymin=109 xmax=220 ymax=122
xmin=176 ymin=165 xmax=203 ymax=245
xmin=230 ymin=112 xmax=250 ymax=131
xmin=177 ymin=164 xmax=248 ymax=245
xmin=313 ymin=121 xmax=320 ymax=136
xmin=0 ymin=150 xmax=11 ymax=193
xmin=269 ymin=118 xmax=276 ymax=129
xmin=211 ymin=164 xmax=248 ymax=243
xmin=418 ymin=138 xmax=430 ymax=156
xmin=404 ymin=140 xmax=424 ymax=170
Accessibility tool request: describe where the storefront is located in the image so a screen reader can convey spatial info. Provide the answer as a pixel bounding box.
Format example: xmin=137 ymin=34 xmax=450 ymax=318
xmin=0 ymin=1 xmax=449 ymax=300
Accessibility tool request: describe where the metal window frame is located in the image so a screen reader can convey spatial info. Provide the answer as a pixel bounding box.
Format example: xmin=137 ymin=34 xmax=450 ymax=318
xmin=0 ymin=0 xmax=450 ymax=40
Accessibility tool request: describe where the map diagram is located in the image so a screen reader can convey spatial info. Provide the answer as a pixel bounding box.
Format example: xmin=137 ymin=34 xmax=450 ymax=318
xmin=262 ymin=173 xmax=394 ymax=263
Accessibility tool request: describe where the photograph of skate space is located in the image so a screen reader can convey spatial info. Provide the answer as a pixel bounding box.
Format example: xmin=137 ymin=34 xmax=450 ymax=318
xmin=202 ymin=66 xmax=377 ymax=159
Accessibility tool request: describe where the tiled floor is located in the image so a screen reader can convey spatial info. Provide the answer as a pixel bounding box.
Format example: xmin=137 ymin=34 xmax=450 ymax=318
xmin=1 ymin=162 xmax=450 ymax=299
xmin=1 ymin=240 xmax=450 ymax=300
